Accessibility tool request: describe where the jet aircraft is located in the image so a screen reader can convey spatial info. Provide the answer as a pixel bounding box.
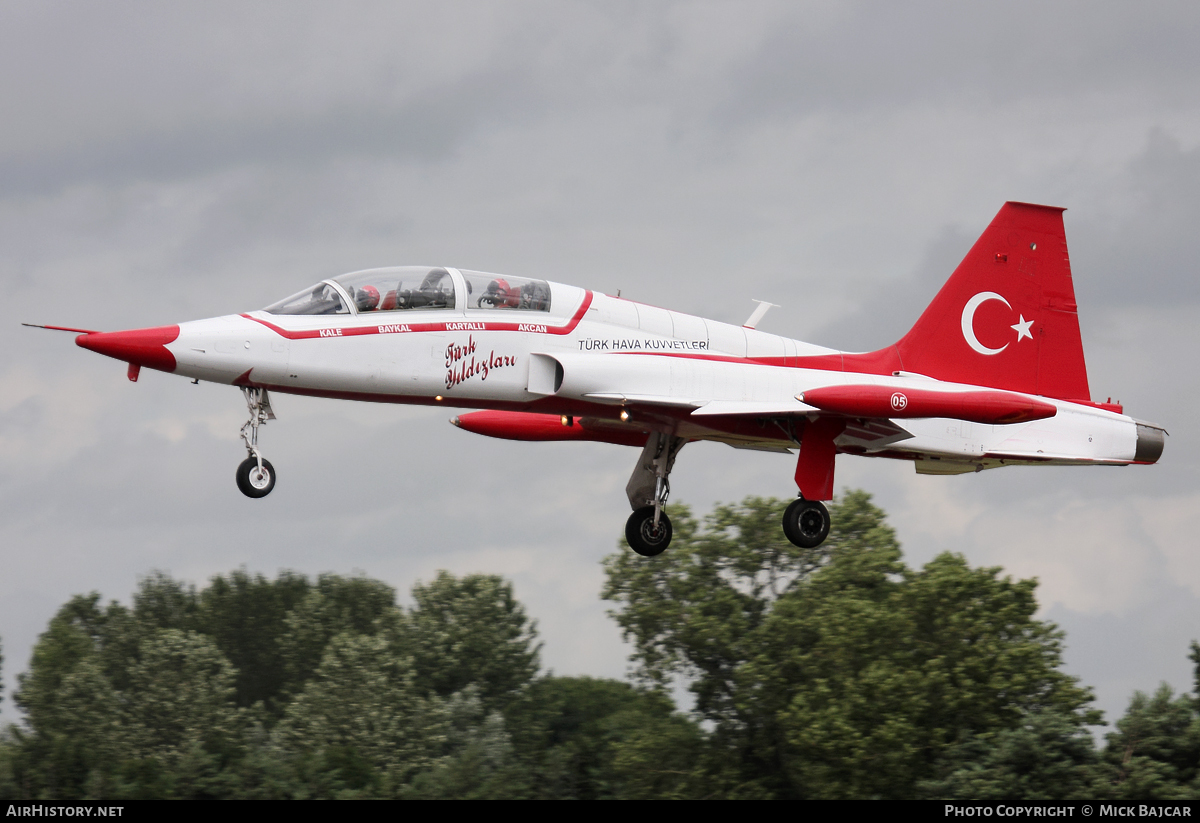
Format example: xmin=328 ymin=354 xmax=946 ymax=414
xmin=28 ymin=202 xmax=1165 ymax=556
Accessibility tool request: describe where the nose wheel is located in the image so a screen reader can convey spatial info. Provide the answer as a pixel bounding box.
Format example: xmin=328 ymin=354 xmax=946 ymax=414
xmin=236 ymin=457 xmax=276 ymax=498
xmin=237 ymin=386 xmax=277 ymax=499
xmin=782 ymin=498 xmax=830 ymax=548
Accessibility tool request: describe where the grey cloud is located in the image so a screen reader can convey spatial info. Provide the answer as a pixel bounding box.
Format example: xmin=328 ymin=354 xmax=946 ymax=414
xmin=1072 ymin=131 xmax=1200 ymax=305
xmin=715 ymin=3 xmax=1200 ymax=127
xmin=807 ymin=223 xmax=976 ymax=352
xmin=0 ymin=65 xmax=547 ymax=197
xmin=1048 ymin=588 xmax=1200 ymax=727
xmin=805 ymin=128 xmax=1200 ymax=359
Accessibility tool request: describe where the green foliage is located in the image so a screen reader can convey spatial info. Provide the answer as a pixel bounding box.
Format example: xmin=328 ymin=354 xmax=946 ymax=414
xmin=131 ymin=572 xmax=198 ymax=634
xmin=121 ymin=630 xmax=241 ymax=766
xmin=7 ymin=490 xmax=1200 ymax=800
xmin=918 ymin=707 xmax=1100 ymax=800
xmin=1 ymin=568 xmax=543 ymax=799
xmin=1191 ymin=641 xmax=1200 ymax=712
xmin=14 ymin=598 xmax=104 ymax=727
xmin=409 ymin=571 xmax=541 ymax=711
xmin=274 ymin=574 xmax=401 ymax=709
xmin=0 ymin=726 xmax=15 ymax=801
xmin=194 ymin=569 xmax=311 ymax=713
xmin=603 ymin=491 xmax=1098 ymax=799
xmin=1095 ymin=685 xmax=1200 ymax=800
xmin=9 ymin=596 xmax=126 ymax=798
xmin=403 ymin=686 xmax=523 ymax=799
xmin=504 ymin=676 xmax=704 ymax=799
xmin=273 ymin=632 xmax=441 ymax=796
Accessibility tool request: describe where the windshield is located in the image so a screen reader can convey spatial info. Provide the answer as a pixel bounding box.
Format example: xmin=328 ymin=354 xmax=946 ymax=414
xmin=264 ymin=267 xmax=456 ymax=315
xmin=460 ymin=270 xmax=551 ymax=312
xmin=263 ymin=281 xmax=349 ymax=316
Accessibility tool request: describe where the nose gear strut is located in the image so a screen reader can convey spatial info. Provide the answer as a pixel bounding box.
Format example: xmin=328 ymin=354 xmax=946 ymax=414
xmin=236 ymin=387 xmax=277 ymax=498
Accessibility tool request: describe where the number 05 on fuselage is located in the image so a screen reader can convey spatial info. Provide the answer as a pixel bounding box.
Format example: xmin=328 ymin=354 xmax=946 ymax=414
xmin=38 ymin=203 xmax=1165 ymax=556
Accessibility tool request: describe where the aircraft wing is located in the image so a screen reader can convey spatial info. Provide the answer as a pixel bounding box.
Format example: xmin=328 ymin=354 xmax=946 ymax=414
xmin=584 ymin=396 xmax=820 ymax=417
xmin=690 ymin=399 xmax=817 ymax=416
xmin=582 ymin=392 xmax=705 ymax=408
xmin=679 ymin=396 xmax=913 ymax=454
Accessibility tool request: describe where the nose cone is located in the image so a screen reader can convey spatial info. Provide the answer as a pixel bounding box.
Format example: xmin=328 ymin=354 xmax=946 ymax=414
xmin=76 ymin=325 xmax=180 ymax=372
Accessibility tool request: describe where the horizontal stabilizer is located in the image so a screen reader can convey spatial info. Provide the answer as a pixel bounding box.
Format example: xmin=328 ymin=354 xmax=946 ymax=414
xmin=799 ymin=385 xmax=1057 ymax=425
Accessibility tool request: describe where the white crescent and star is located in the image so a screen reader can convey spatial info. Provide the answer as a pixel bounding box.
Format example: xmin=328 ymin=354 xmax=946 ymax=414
xmin=961 ymin=292 xmax=1033 ymax=355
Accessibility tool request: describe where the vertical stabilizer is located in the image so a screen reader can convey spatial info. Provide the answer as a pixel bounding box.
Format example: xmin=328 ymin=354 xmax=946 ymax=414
xmin=893 ymin=202 xmax=1090 ymax=401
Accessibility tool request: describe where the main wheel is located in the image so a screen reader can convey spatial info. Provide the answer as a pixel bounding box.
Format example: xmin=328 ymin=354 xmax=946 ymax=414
xmin=782 ymin=498 xmax=830 ymax=548
xmin=236 ymin=457 xmax=276 ymax=499
xmin=625 ymin=506 xmax=673 ymax=557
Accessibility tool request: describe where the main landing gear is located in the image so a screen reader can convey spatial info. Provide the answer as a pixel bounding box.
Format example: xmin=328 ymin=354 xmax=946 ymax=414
xmin=237 ymin=387 xmax=276 ymax=499
xmin=780 ymin=415 xmax=840 ymax=550
xmin=782 ymin=497 xmax=830 ymax=549
xmin=620 ymin=417 xmax=840 ymax=556
xmin=624 ymin=432 xmax=686 ymax=557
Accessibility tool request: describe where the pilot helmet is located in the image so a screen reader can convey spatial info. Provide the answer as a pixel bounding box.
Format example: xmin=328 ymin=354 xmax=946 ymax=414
xmin=356 ymin=285 xmax=380 ymax=311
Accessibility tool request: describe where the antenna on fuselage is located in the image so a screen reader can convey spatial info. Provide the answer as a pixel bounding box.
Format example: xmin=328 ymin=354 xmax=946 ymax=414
xmin=743 ymin=299 xmax=779 ymax=330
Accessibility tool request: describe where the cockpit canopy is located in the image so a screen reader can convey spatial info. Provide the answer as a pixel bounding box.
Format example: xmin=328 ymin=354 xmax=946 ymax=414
xmin=263 ymin=266 xmax=552 ymax=316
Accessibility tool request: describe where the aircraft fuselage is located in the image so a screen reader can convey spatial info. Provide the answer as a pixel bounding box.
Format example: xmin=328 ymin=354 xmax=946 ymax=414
xmin=53 ymin=203 xmax=1167 ymax=555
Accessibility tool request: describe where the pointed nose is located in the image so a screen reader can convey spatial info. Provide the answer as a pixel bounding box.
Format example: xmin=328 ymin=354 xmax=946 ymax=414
xmin=76 ymin=325 xmax=179 ymax=372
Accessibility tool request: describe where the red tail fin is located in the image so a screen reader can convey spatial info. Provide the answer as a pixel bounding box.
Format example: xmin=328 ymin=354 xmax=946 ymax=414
xmin=892 ymin=202 xmax=1090 ymax=401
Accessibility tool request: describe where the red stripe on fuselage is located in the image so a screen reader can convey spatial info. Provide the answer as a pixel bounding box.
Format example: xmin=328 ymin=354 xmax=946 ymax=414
xmin=241 ymin=291 xmax=594 ymax=339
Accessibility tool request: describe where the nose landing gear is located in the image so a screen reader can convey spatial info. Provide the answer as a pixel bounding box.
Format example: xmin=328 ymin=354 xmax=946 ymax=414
xmin=237 ymin=387 xmax=276 ymax=499
xmin=237 ymin=455 xmax=276 ymax=498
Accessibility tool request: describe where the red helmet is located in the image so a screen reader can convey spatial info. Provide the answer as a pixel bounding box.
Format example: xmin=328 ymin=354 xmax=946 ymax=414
xmin=356 ymin=285 xmax=380 ymax=311
xmin=486 ymin=279 xmax=519 ymax=307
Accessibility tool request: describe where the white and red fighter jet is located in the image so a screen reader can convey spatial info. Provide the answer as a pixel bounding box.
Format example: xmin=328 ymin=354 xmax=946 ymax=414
xmin=29 ymin=202 xmax=1165 ymax=556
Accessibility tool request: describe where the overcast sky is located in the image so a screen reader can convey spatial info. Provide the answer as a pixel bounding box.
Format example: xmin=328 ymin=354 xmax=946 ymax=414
xmin=3 ymin=1 xmax=1199 ymax=728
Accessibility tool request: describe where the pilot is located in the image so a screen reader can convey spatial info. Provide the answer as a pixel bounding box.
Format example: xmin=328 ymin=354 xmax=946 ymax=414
xmin=483 ymin=278 xmax=520 ymax=308
xmin=355 ymin=285 xmax=380 ymax=312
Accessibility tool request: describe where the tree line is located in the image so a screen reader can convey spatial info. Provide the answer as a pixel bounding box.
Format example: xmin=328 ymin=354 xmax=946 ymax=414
xmin=1 ymin=490 xmax=1198 ymax=799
